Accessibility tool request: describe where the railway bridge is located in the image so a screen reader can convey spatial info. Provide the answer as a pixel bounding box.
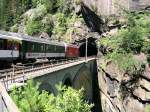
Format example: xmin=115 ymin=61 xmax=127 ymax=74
xmin=0 ymin=57 xmax=100 ymax=112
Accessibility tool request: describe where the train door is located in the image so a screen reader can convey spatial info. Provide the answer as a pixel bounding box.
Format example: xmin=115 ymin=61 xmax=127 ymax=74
xmin=6 ymin=39 xmax=20 ymax=62
xmin=0 ymin=38 xmax=5 ymax=59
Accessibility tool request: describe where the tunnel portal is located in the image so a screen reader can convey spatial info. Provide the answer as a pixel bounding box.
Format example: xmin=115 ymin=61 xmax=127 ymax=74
xmin=79 ymin=38 xmax=98 ymax=57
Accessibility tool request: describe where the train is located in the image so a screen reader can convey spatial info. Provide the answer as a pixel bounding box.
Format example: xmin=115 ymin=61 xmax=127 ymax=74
xmin=0 ymin=31 xmax=80 ymax=64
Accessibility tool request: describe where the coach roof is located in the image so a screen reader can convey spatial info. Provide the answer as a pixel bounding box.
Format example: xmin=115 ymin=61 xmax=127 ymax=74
xmin=0 ymin=30 xmax=65 ymax=46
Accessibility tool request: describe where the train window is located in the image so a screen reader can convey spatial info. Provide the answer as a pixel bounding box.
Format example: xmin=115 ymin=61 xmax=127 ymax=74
xmin=13 ymin=41 xmax=17 ymax=50
xmin=47 ymin=45 xmax=53 ymax=51
xmin=7 ymin=40 xmax=13 ymax=50
xmin=46 ymin=45 xmax=49 ymax=51
xmin=41 ymin=45 xmax=44 ymax=51
xmin=14 ymin=43 xmax=19 ymax=50
xmin=0 ymin=39 xmax=4 ymax=50
xmin=31 ymin=44 xmax=34 ymax=51
xmin=54 ymin=46 xmax=57 ymax=51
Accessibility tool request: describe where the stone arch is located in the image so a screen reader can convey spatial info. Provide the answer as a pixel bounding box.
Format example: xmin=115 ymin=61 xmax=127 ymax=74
xmin=62 ymin=73 xmax=72 ymax=87
xmin=39 ymin=82 xmax=54 ymax=94
xmin=73 ymin=65 xmax=93 ymax=101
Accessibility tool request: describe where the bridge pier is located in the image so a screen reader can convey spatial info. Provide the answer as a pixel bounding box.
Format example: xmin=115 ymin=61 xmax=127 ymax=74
xmin=73 ymin=65 xmax=93 ymax=101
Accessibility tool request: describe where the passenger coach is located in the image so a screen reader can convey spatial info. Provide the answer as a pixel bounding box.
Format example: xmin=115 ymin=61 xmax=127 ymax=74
xmin=0 ymin=31 xmax=21 ymax=63
xmin=0 ymin=31 xmax=79 ymax=64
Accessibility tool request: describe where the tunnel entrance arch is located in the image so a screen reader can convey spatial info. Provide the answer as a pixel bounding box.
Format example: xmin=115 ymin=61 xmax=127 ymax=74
xmin=79 ymin=38 xmax=98 ymax=57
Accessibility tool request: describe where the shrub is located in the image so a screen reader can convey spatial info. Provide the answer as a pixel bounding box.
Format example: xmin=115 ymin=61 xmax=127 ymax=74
xmin=98 ymin=36 xmax=119 ymax=50
xmin=146 ymin=106 xmax=150 ymax=112
xmin=42 ymin=14 xmax=54 ymax=35
xmin=53 ymin=13 xmax=67 ymax=39
xmin=10 ymin=24 xmax=18 ymax=32
xmin=25 ymin=20 xmax=42 ymax=35
xmin=116 ymin=26 xmax=144 ymax=54
xmin=10 ymin=80 xmax=93 ymax=112
xmin=32 ymin=0 xmax=53 ymax=10
xmin=75 ymin=0 xmax=81 ymax=5
xmin=28 ymin=4 xmax=47 ymax=21
xmin=106 ymin=50 xmax=142 ymax=72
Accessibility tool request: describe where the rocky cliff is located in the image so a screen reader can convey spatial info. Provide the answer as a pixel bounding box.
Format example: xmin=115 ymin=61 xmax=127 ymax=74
xmin=97 ymin=53 xmax=150 ymax=112
xmin=81 ymin=0 xmax=150 ymax=16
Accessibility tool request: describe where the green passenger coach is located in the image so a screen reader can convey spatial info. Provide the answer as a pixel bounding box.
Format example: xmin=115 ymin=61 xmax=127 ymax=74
xmin=20 ymin=35 xmax=66 ymax=62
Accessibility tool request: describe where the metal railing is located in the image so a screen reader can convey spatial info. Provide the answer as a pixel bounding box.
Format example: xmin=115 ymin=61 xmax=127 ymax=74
xmin=0 ymin=56 xmax=96 ymax=112
xmin=0 ymin=82 xmax=20 ymax=112
xmin=0 ymin=57 xmax=96 ymax=90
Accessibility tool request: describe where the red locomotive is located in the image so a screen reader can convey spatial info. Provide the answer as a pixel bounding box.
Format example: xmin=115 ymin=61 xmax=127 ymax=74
xmin=65 ymin=45 xmax=80 ymax=58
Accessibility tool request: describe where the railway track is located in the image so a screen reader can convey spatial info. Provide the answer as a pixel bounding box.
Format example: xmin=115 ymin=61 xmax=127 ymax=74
xmin=0 ymin=57 xmax=87 ymax=88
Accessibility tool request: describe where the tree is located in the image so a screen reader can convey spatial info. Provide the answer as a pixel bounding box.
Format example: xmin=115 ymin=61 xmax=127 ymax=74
xmin=10 ymin=80 xmax=93 ymax=112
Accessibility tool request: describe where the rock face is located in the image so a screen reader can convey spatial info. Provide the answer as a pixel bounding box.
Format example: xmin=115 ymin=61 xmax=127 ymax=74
xmin=81 ymin=0 xmax=150 ymax=16
xmin=97 ymin=54 xmax=150 ymax=112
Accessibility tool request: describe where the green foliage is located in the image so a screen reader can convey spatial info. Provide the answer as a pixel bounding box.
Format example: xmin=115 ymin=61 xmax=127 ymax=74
xmin=141 ymin=41 xmax=150 ymax=54
xmin=32 ymin=0 xmax=54 ymax=11
xmin=146 ymin=106 xmax=150 ymax=112
xmin=26 ymin=4 xmax=47 ymax=21
xmin=25 ymin=20 xmax=42 ymax=35
xmin=98 ymin=36 xmax=119 ymax=50
xmin=0 ymin=0 xmax=33 ymax=30
xmin=118 ymin=27 xmax=144 ymax=53
xmin=52 ymin=12 xmax=83 ymax=42
xmin=45 ymin=85 xmax=93 ymax=112
xmin=106 ymin=50 xmax=142 ymax=72
xmin=42 ymin=14 xmax=54 ymax=34
xmin=55 ymin=0 xmax=64 ymax=9
xmin=0 ymin=0 xmax=83 ymax=42
xmin=136 ymin=17 xmax=150 ymax=37
xmin=75 ymin=0 xmax=81 ymax=5
xmin=57 ymin=0 xmax=74 ymax=15
xmin=10 ymin=81 xmax=46 ymax=112
xmin=99 ymin=11 xmax=149 ymax=72
xmin=53 ymin=13 xmax=67 ymax=39
xmin=10 ymin=24 xmax=18 ymax=32
xmin=10 ymin=80 xmax=93 ymax=112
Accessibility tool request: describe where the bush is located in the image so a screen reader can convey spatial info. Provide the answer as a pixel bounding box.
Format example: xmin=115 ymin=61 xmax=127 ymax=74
xmin=53 ymin=13 xmax=67 ymax=39
xmin=10 ymin=80 xmax=93 ymax=112
xmin=142 ymin=41 xmax=150 ymax=54
xmin=146 ymin=106 xmax=150 ymax=112
xmin=32 ymin=0 xmax=53 ymax=10
xmin=98 ymin=36 xmax=119 ymax=50
xmin=10 ymin=24 xmax=18 ymax=32
xmin=25 ymin=20 xmax=42 ymax=35
xmin=118 ymin=26 xmax=144 ymax=53
xmin=106 ymin=50 xmax=142 ymax=72
xmin=27 ymin=4 xmax=47 ymax=21
xmin=75 ymin=0 xmax=81 ymax=5
xmin=42 ymin=14 xmax=54 ymax=35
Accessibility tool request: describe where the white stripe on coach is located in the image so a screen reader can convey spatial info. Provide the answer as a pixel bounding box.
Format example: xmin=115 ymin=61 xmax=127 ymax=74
xmin=0 ymin=50 xmax=19 ymax=58
xmin=26 ymin=53 xmax=65 ymax=59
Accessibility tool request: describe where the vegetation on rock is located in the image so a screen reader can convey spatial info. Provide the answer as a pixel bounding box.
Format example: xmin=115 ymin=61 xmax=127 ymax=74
xmin=0 ymin=0 xmax=83 ymax=42
xmin=98 ymin=11 xmax=150 ymax=73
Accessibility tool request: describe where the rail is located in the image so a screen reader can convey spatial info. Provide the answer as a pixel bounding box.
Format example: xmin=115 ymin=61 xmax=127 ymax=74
xmin=0 ymin=57 xmax=97 ymax=90
xmin=0 ymin=82 xmax=20 ymax=112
